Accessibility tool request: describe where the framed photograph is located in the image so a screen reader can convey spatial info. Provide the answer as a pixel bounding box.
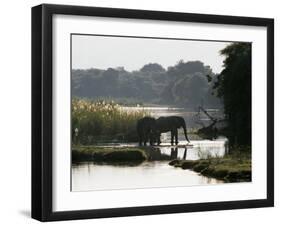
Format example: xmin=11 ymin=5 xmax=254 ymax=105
xmin=32 ymin=4 xmax=274 ymax=221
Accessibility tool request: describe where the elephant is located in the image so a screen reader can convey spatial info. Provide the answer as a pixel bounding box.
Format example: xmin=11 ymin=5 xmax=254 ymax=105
xmin=154 ymin=116 xmax=190 ymax=145
xmin=136 ymin=116 xmax=157 ymax=146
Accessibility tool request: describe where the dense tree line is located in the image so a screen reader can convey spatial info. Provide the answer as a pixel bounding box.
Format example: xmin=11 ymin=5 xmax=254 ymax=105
xmin=212 ymin=43 xmax=252 ymax=146
xmin=72 ymin=61 xmax=222 ymax=109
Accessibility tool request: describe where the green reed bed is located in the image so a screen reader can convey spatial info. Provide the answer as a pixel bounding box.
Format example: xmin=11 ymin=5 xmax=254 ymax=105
xmin=72 ymin=99 xmax=150 ymax=145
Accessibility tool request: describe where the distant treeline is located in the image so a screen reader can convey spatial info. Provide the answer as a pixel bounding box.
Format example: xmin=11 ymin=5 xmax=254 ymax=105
xmin=72 ymin=60 xmax=222 ymax=109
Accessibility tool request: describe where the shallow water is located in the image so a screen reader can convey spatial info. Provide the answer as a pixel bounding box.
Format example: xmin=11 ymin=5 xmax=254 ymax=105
xmin=72 ymin=159 xmax=223 ymax=191
xmin=72 ymin=139 xmax=227 ymax=191
xmin=72 ymin=107 xmax=226 ymax=192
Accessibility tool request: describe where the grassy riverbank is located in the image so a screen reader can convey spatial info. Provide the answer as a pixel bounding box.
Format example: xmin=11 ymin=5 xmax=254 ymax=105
xmin=72 ymin=146 xmax=147 ymax=164
xmin=169 ymin=148 xmax=251 ymax=182
xmin=72 ymin=145 xmax=177 ymax=164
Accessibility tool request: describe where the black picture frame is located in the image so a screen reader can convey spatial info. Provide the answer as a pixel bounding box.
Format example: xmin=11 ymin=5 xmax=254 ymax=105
xmin=32 ymin=3 xmax=274 ymax=222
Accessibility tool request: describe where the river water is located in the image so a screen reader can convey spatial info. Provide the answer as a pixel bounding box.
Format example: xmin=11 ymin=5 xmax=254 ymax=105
xmin=72 ymin=106 xmax=226 ymax=192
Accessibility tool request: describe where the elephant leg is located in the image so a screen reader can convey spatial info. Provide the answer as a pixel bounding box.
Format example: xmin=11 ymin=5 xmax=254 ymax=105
xmin=175 ymin=129 xmax=178 ymax=145
xmin=139 ymin=133 xmax=143 ymax=146
xmin=157 ymin=135 xmax=161 ymax=145
xmin=143 ymin=134 xmax=147 ymax=146
xmin=171 ymin=131 xmax=174 ymax=145
xmin=149 ymin=132 xmax=154 ymax=146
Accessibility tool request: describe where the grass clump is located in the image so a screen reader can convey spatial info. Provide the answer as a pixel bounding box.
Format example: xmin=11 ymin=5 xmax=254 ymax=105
xmin=169 ymin=147 xmax=251 ymax=182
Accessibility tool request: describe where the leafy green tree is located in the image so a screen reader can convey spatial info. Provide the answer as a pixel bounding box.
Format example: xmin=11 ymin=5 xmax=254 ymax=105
xmin=214 ymin=43 xmax=252 ymax=146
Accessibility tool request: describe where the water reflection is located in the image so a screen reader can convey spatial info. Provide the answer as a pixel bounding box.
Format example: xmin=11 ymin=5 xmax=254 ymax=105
xmin=171 ymin=147 xmax=178 ymax=159
xmin=72 ymin=139 xmax=227 ymax=191
xmin=146 ymin=138 xmax=227 ymax=161
xmin=72 ymin=160 xmax=223 ymax=191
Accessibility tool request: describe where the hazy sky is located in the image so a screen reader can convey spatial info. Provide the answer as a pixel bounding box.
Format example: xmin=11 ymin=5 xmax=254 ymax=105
xmin=72 ymin=35 xmax=232 ymax=74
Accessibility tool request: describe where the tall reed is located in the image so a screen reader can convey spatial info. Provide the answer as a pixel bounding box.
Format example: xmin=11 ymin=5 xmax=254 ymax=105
xmin=72 ymin=98 xmax=150 ymax=144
